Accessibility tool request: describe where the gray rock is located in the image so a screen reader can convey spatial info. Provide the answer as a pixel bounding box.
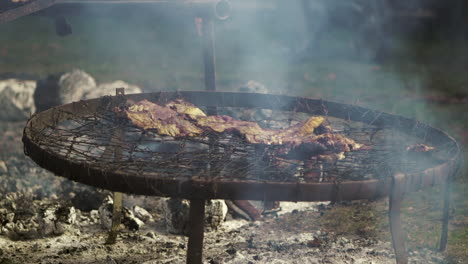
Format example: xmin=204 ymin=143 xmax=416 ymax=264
xmin=0 ymin=160 xmax=7 ymax=175
xmin=122 ymin=208 xmax=145 ymax=231
xmin=57 ymin=69 xmax=96 ymax=103
xmin=34 ymin=70 xmax=142 ymax=112
xmin=106 ymin=255 xmax=118 ymax=264
xmin=0 ymin=79 xmax=36 ymax=120
xmin=98 ymin=196 xmax=114 ymax=230
xmin=145 ymin=231 xmax=157 ymax=239
xmin=132 ymin=205 xmax=153 ymax=223
xmin=205 ymin=199 xmax=228 ymax=231
xmin=83 ymin=80 xmax=142 ymax=99
xmin=89 ymin=210 xmax=100 ymax=223
xmin=34 ymin=69 xmax=95 ymax=111
xmin=98 ymin=195 xmax=145 ymax=231
xmin=159 ymin=198 xmax=190 ymax=235
xmin=38 ymin=204 xmax=76 ymax=236
xmin=239 ymin=80 xmax=269 ymax=94
xmin=159 ymin=198 xmax=227 ymax=235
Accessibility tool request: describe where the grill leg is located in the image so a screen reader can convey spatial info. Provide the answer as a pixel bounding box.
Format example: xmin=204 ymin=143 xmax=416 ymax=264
xmin=389 ymin=174 xmax=408 ymax=264
xmin=187 ymin=199 xmax=206 ymax=264
xmin=106 ymin=192 xmax=123 ymax=244
xmin=440 ymin=171 xmax=453 ymax=251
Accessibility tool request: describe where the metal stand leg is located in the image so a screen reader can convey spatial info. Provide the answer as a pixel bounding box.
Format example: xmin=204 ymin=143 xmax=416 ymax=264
xmin=104 ymin=89 xmax=126 ymax=245
xmin=106 ymin=191 xmax=123 ymax=244
xmin=440 ymin=167 xmax=456 ymax=251
xmin=187 ymin=199 xmax=206 ymax=264
xmin=389 ymin=174 xmax=408 ymax=264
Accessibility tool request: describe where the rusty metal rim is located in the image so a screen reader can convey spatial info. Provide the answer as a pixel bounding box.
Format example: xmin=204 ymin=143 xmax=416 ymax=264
xmin=22 ymin=91 xmax=461 ymax=201
xmin=0 ymin=0 xmax=56 ymax=24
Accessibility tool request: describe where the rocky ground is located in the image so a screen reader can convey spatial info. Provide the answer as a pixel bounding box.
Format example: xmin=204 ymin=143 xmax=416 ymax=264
xmin=0 ymin=120 xmax=453 ymax=264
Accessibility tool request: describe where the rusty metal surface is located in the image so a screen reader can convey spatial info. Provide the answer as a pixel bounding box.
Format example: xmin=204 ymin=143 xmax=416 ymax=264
xmin=389 ymin=173 xmax=409 ymax=264
xmin=0 ymin=0 xmax=232 ymax=24
xmin=22 ymin=91 xmax=461 ymax=202
xmin=0 ymin=0 xmax=56 ymax=24
xmin=186 ymin=199 xmax=206 ymax=264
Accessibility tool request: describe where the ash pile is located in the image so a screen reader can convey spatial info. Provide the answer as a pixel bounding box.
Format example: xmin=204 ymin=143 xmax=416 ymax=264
xmin=0 ymin=71 xmax=448 ymax=264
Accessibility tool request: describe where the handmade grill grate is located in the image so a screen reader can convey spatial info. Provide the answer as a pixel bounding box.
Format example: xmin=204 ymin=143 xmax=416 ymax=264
xmin=25 ymin=93 xmax=454 ymax=185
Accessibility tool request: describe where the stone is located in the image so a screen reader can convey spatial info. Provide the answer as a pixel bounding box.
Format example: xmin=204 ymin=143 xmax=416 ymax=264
xmin=34 ymin=70 xmax=142 ymax=112
xmin=159 ymin=198 xmax=190 ymax=235
xmin=98 ymin=195 xmax=145 ymax=231
xmin=34 ymin=69 xmax=95 ymax=111
xmin=89 ymin=210 xmax=99 ymax=223
xmin=0 ymin=161 xmax=7 ymax=175
xmin=239 ymin=80 xmax=269 ymax=94
xmin=69 ymin=187 xmax=108 ymax=212
xmin=145 ymin=231 xmax=157 ymax=239
xmin=83 ymin=80 xmax=142 ymax=99
xmin=122 ymin=208 xmax=145 ymax=231
xmin=0 ymin=79 xmax=36 ymax=121
xmin=98 ymin=196 xmax=114 ymax=230
xmin=105 ymin=255 xmax=118 ymax=264
xmin=159 ymin=198 xmax=227 ymax=235
xmin=57 ymin=69 xmax=96 ymax=103
xmin=37 ymin=204 xmax=76 ymax=236
xmin=205 ymin=199 xmax=228 ymax=231
xmin=132 ymin=205 xmax=153 ymax=223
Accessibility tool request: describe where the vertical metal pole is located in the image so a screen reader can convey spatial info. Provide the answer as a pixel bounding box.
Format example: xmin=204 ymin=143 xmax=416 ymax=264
xmin=440 ymin=164 xmax=459 ymax=251
xmin=105 ymin=88 xmax=126 ymax=245
xmin=106 ymin=191 xmax=123 ymax=244
xmin=439 ymin=178 xmax=451 ymax=251
xmin=389 ymin=173 xmax=408 ymax=264
xmin=202 ymin=17 xmax=216 ymax=93
xmin=186 ymin=199 xmax=206 ymax=264
xmin=187 ymin=13 xmax=216 ymax=264
xmin=200 ymin=16 xmax=217 ymax=118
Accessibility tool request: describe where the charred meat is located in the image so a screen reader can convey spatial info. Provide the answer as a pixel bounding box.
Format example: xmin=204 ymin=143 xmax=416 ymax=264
xmin=115 ymin=99 xmax=365 ymax=161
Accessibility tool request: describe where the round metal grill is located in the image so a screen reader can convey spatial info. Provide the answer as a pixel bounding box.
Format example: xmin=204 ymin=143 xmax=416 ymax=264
xmin=23 ymin=91 xmax=460 ymax=201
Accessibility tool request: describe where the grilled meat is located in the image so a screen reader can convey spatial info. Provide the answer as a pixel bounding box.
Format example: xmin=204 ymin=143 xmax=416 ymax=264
xmin=165 ymin=99 xmax=207 ymax=119
xmin=119 ymin=99 xmax=202 ymax=137
xmin=406 ymin=143 xmax=435 ymax=152
xmin=116 ymin=99 xmax=364 ymax=161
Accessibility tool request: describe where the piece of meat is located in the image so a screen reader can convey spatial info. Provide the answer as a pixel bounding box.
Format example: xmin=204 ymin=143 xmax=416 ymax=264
xmin=117 ymin=99 xmax=202 ymax=137
xmin=165 ymin=99 xmax=207 ymax=119
xmin=406 ymin=143 xmax=435 ymax=152
xmin=116 ymin=99 xmax=365 ymax=161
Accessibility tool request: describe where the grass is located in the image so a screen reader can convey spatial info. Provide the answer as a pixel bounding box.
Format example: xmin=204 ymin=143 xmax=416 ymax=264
xmin=0 ymin=9 xmax=467 ymax=263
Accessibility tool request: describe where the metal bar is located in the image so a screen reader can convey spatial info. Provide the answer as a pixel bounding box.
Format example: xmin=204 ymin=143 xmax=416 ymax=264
xmin=202 ymin=17 xmax=216 ymax=92
xmin=104 ymin=88 xmax=126 ymax=245
xmin=106 ymin=191 xmax=123 ymax=244
xmin=186 ymin=199 xmax=206 ymax=264
xmin=0 ymin=0 xmax=56 ymax=24
xmin=200 ymin=16 xmax=217 ymax=118
xmin=439 ymin=163 xmax=459 ymax=251
xmin=389 ymin=173 xmax=408 ymax=264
